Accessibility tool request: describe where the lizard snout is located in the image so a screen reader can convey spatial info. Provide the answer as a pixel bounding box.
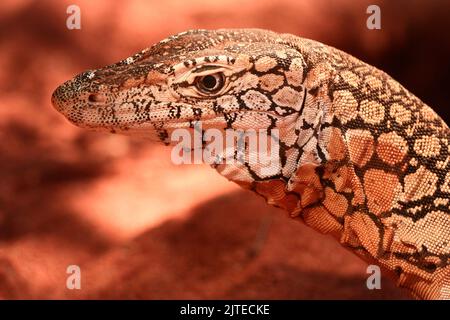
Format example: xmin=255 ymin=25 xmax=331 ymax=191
xmin=51 ymin=83 xmax=67 ymax=112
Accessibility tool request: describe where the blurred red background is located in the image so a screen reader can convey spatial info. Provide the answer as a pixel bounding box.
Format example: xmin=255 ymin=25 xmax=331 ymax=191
xmin=0 ymin=0 xmax=448 ymax=299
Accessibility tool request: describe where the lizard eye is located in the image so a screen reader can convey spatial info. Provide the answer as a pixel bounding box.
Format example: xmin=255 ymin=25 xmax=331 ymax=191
xmin=195 ymin=73 xmax=225 ymax=94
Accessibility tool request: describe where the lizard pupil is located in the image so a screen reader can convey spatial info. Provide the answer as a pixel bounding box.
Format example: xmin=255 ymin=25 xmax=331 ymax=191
xmin=203 ymin=75 xmax=217 ymax=89
xmin=196 ymin=73 xmax=224 ymax=94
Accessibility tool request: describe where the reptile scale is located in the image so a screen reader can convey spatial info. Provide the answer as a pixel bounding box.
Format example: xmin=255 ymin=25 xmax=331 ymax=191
xmin=52 ymin=29 xmax=450 ymax=299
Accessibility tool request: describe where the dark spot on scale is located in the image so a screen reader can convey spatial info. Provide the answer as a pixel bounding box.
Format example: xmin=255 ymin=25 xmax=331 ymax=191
xmin=308 ymin=87 xmax=319 ymax=96
xmin=110 ymin=129 xmax=116 ymax=134
xmin=394 ymin=266 xmax=403 ymax=277
xmin=422 ymin=262 xmax=437 ymax=272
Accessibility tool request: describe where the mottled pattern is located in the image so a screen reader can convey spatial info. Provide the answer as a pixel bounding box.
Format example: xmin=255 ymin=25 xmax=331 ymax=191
xmin=52 ymin=29 xmax=450 ymax=299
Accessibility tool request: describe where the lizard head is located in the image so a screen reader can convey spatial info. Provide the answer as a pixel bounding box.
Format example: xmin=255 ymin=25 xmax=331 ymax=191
xmin=52 ymin=29 xmax=309 ymax=139
xmin=52 ymin=29 xmax=332 ymax=182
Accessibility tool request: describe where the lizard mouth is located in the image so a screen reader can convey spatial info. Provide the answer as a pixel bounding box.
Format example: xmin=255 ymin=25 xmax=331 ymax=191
xmin=51 ymin=86 xmax=223 ymax=133
xmin=51 ymin=75 xmax=289 ymax=134
xmin=52 ymin=84 xmax=288 ymax=135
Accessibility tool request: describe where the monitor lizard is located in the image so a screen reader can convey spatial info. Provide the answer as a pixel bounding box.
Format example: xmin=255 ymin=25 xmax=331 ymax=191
xmin=51 ymin=29 xmax=450 ymax=299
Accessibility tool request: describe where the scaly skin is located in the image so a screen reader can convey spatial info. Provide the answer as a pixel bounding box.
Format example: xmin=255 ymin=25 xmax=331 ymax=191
xmin=52 ymin=29 xmax=450 ymax=299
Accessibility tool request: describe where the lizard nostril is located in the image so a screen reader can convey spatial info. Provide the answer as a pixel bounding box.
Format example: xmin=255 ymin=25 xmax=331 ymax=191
xmin=88 ymin=93 xmax=106 ymax=103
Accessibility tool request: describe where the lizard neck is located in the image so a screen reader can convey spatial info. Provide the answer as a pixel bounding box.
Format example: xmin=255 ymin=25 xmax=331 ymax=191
xmin=216 ymin=45 xmax=450 ymax=299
